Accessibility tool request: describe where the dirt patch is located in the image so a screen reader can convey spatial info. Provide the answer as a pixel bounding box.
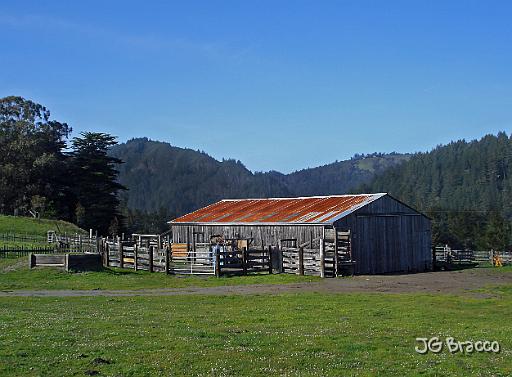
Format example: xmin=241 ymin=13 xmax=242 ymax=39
xmin=0 ymin=268 xmax=510 ymax=297
xmin=314 ymin=268 xmax=512 ymax=295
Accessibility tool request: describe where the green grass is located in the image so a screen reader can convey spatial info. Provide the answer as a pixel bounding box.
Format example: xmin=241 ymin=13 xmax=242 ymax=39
xmin=0 ymin=291 xmax=511 ymax=376
xmin=0 ymin=258 xmax=319 ymax=290
xmin=0 ymin=215 xmax=86 ymax=237
xmin=0 ymin=215 xmax=86 ymax=248
xmin=0 ymin=241 xmax=55 ymax=248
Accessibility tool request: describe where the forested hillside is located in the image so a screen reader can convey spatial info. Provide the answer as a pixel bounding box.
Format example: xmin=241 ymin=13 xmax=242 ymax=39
xmin=277 ymin=153 xmax=409 ymax=196
xmin=357 ymin=132 xmax=512 ymax=250
xmin=110 ymin=138 xmax=407 ymax=216
xmin=109 ymin=138 xmax=292 ymax=217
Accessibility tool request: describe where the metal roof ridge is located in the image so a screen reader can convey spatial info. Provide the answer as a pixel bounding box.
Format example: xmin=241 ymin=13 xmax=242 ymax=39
xmin=324 ymin=193 xmax=387 ymax=224
xmin=220 ymin=193 xmax=387 ymax=201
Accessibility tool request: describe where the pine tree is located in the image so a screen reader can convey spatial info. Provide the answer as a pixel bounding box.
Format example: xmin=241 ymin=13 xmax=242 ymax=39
xmin=70 ymin=132 xmax=126 ymax=234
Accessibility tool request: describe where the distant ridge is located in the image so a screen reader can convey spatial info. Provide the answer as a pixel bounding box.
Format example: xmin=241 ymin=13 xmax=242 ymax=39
xmin=109 ymin=137 xmax=408 ymax=215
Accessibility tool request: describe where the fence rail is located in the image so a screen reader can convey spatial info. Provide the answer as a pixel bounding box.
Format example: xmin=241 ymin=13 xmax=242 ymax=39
xmin=0 ymin=233 xmax=101 ymax=257
xmin=434 ymin=246 xmax=512 ymax=267
xmin=102 ymin=241 xmax=273 ymax=276
xmin=0 ymin=233 xmax=48 ymax=243
xmin=3 ymin=233 xmax=356 ymax=278
xmin=0 ymin=245 xmax=57 ymax=258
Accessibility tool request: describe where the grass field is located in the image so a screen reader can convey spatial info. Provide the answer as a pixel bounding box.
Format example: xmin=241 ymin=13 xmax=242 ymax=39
xmin=1 ymin=258 xmax=511 ymax=376
xmin=0 ymin=258 xmax=319 ymax=290
xmin=0 ymin=289 xmax=511 ymax=376
xmin=0 ymin=215 xmax=86 ymax=236
xmin=0 ymin=215 xmax=86 ymax=247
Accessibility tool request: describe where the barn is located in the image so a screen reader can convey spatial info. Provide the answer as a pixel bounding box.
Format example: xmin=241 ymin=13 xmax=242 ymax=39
xmin=170 ymin=193 xmax=432 ymax=275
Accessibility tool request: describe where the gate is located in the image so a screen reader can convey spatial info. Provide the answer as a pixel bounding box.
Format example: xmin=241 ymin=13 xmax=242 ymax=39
xmin=281 ymin=230 xmax=353 ymax=277
xmin=170 ymin=242 xmax=215 ymax=275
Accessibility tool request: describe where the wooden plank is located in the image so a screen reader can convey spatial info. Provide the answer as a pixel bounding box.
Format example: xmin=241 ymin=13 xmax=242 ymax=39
xmin=215 ymin=247 xmax=221 ymax=277
xmin=118 ymin=237 xmax=124 ymax=269
xmin=165 ymin=246 xmax=170 ymax=274
xmin=320 ymin=238 xmax=325 ymax=278
xmin=149 ymin=246 xmax=154 ymax=273
xmin=134 ymin=244 xmax=138 ymax=271
xmin=298 ymin=247 xmax=304 ymax=276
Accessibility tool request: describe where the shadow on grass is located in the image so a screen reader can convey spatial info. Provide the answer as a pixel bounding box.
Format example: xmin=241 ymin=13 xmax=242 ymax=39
xmin=98 ymin=267 xmax=143 ymax=276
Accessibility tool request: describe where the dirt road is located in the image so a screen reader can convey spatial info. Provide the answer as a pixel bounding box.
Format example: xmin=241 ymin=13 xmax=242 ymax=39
xmin=0 ymin=268 xmax=510 ymax=297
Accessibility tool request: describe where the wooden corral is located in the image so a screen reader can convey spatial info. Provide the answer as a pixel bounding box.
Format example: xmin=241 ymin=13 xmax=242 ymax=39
xmin=101 ymin=239 xmax=272 ymax=277
xmin=169 ymin=194 xmax=432 ymax=276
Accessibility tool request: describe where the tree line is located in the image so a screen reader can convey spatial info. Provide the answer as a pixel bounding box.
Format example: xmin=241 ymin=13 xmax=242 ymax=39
xmin=0 ymin=96 xmax=125 ymax=235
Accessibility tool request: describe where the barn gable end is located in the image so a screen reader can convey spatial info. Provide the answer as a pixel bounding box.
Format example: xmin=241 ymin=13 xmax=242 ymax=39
xmin=333 ymin=194 xmax=432 ymax=274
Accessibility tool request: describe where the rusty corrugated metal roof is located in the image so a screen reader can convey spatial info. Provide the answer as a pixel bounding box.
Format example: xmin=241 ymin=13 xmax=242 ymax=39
xmin=170 ymin=193 xmax=386 ymax=225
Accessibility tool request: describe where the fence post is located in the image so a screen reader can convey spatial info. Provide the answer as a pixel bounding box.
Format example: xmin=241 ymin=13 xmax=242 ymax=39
xmin=134 ymin=243 xmax=138 ymax=271
xmin=278 ymin=240 xmax=283 ymax=273
xmin=149 ymin=246 xmax=154 ymax=273
xmin=215 ymin=247 xmax=221 ymax=278
xmin=29 ymin=253 xmax=35 ymax=269
xmin=279 ymin=244 xmax=284 ymax=273
xmin=118 ymin=237 xmax=124 ymax=269
xmin=298 ymin=246 xmax=304 ymax=276
xmin=242 ymin=247 xmax=247 ymax=275
xmin=319 ymin=240 xmax=325 ymax=278
xmin=105 ymin=242 xmax=110 ymax=267
xmin=268 ymin=245 xmax=273 ymax=274
xmin=165 ymin=245 xmax=170 ymax=275
xmin=334 ymin=229 xmax=338 ymax=277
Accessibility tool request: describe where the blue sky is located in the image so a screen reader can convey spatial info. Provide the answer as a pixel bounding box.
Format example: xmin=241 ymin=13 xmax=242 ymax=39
xmin=1 ymin=1 xmax=511 ymax=173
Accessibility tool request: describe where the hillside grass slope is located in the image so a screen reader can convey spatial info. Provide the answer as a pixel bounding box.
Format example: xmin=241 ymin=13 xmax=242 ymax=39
xmin=0 ymin=215 xmax=86 ymax=236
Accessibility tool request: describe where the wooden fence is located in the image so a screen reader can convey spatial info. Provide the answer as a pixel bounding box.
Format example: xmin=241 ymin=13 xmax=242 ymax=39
xmin=1 ymin=230 xmax=101 ymax=257
xmin=434 ymin=245 xmax=512 ymax=267
xmin=281 ymin=231 xmax=354 ymax=277
xmin=1 ymin=245 xmax=59 ymax=258
xmin=1 ymin=242 xmax=102 ymax=258
xmin=104 ymin=242 xmax=169 ymax=273
xmin=102 ymin=240 xmax=272 ymax=276
xmin=217 ymin=246 xmax=271 ymax=276
xmin=6 ymin=233 xmax=357 ymax=278
xmin=0 ymin=233 xmax=48 ymax=243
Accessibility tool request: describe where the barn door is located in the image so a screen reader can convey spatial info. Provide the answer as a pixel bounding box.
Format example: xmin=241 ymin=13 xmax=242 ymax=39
xmin=356 ymin=215 xmax=400 ymax=274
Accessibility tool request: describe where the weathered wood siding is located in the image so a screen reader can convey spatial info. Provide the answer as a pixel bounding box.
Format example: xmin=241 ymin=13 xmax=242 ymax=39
xmin=66 ymin=253 xmax=103 ymax=271
xmin=171 ymin=224 xmax=325 ymax=248
xmin=334 ymin=195 xmax=432 ymax=274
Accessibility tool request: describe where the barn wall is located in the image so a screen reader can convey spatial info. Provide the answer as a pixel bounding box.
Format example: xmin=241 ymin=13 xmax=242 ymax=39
xmin=334 ymin=195 xmax=432 ymax=274
xmin=171 ymin=224 xmax=325 ymax=247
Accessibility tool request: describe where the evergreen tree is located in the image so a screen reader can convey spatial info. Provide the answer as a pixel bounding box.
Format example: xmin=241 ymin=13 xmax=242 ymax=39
xmin=70 ymin=132 xmax=126 ymax=234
